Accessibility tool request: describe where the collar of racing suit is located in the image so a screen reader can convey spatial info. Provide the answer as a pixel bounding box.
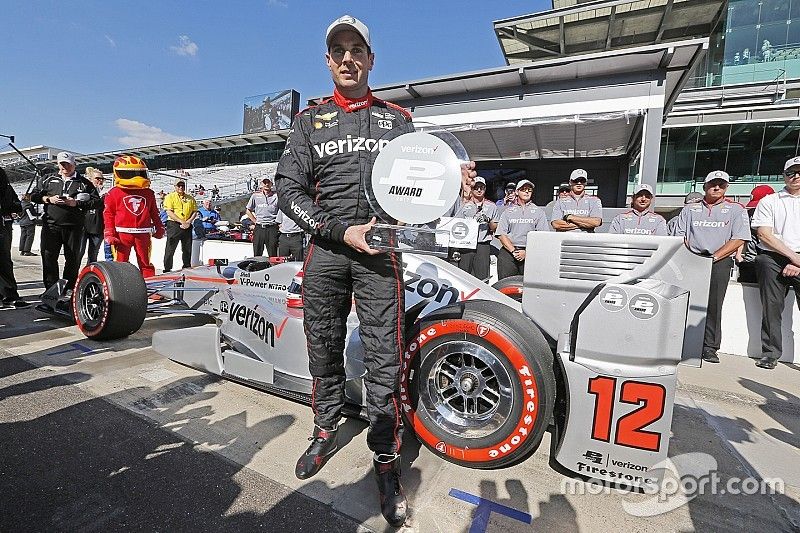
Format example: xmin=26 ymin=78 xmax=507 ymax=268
xmin=332 ymin=87 xmax=374 ymax=112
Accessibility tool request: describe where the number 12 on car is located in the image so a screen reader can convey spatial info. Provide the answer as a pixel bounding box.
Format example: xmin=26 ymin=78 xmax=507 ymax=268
xmin=587 ymin=376 xmax=667 ymax=453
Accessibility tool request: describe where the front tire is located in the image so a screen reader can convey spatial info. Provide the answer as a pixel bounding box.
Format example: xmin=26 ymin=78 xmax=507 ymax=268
xmin=73 ymin=262 xmax=147 ymax=340
xmin=401 ymin=300 xmax=555 ymax=468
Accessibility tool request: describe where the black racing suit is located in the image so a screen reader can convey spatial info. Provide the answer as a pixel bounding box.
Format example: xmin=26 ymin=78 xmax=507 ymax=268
xmin=276 ymin=88 xmax=413 ymax=456
xmin=30 ymin=174 xmax=99 ymax=290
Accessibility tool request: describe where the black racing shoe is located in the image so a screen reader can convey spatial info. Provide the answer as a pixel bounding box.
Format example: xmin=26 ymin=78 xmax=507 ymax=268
xmin=702 ymin=351 xmax=720 ymax=364
xmin=755 ymin=357 xmax=778 ymax=370
xmin=374 ymin=454 xmax=407 ymax=527
xmin=295 ymin=426 xmax=338 ymax=480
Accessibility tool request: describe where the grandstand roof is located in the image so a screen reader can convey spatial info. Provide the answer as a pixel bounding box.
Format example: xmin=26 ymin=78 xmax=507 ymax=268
xmin=493 ymin=0 xmax=725 ymax=65
xmin=77 ymin=130 xmax=289 ymax=166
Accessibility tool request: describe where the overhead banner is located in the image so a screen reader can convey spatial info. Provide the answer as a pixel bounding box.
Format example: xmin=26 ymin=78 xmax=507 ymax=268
xmin=243 ymin=89 xmax=299 ymax=133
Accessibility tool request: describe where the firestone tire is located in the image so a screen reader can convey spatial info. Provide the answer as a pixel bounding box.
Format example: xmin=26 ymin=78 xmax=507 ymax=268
xmin=401 ymin=300 xmax=555 ymax=469
xmin=73 ymin=262 xmax=147 ymax=340
xmin=492 ymin=275 xmax=524 ymax=303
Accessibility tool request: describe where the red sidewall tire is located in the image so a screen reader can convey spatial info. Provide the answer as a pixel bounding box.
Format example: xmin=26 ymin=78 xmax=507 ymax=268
xmin=401 ymin=300 xmax=555 ymax=469
xmin=493 ymin=275 xmax=524 ymax=302
xmin=74 ymin=266 xmax=110 ymax=338
xmin=73 ymin=262 xmax=147 ymax=341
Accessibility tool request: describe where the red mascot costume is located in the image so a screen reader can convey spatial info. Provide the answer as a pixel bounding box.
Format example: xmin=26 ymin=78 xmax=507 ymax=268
xmin=104 ymin=155 xmax=164 ymax=278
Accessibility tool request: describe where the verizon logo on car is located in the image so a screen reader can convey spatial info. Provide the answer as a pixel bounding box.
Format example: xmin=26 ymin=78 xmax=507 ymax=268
xmin=228 ymin=302 xmax=276 ymax=347
xmin=312 ymin=135 xmax=389 ymax=158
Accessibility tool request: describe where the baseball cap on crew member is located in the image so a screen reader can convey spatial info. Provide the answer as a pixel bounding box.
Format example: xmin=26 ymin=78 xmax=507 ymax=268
xmin=505 ymin=182 xmax=516 ymax=190
xmin=784 ymin=156 xmax=800 ymax=172
xmin=704 ymin=170 xmax=730 ymax=183
xmin=746 ymin=184 xmax=775 ymax=209
xmin=326 ymin=15 xmax=371 ymax=49
xmin=473 ymin=176 xmax=486 ymax=186
xmin=175 ymin=180 xmax=186 ymax=187
xmin=516 ymin=179 xmax=534 ymax=191
xmin=684 ymin=191 xmax=703 ymax=204
xmin=56 ymin=151 xmax=75 ymax=165
xmin=633 ymin=183 xmax=654 ymax=196
xmin=557 ymin=183 xmax=570 ymax=193
xmin=569 ymin=169 xmax=588 ymax=182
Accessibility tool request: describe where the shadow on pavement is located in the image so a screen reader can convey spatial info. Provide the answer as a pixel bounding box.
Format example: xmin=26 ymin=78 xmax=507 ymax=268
xmin=671 ymin=404 xmax=799 ymax=531
xmin=739 ymin=377 xmax=800 ymax=451
xmin=0 ymin=358 xmax=362 ymax=532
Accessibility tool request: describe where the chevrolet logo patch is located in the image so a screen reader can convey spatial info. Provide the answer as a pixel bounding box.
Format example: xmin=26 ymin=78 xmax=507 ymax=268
xmin=318 ymin=111 xmax=338 ymax=122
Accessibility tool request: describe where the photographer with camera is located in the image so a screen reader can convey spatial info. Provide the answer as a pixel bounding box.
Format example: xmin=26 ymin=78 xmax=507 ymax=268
xmin=30 ymin=152 xmax=99 ymax=293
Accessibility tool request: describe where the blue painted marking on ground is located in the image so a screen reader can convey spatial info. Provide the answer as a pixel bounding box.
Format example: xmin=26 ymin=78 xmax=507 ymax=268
xmin=48 ymin=343 xmax=95 ymax=356
xmin=449 ymin=488 xmax=532 ymax=533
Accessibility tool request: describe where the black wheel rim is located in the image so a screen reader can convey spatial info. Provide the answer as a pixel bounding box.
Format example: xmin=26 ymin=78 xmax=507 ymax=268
xmin=418 ymin=340 xmax=514 ymax=440
xmin=79 ymin=278 xmax=105 ymax=329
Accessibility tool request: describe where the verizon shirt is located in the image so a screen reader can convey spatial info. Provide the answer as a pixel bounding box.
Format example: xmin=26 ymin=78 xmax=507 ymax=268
xmin=672 ymin=198 xmax=750 ymax=255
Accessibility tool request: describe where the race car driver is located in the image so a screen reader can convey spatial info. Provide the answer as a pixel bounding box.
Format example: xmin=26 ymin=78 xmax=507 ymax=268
xmin=275 ymin=14 xmax=475 ymax=527
xmin=103 ymin=156 xmax=165 ymax=278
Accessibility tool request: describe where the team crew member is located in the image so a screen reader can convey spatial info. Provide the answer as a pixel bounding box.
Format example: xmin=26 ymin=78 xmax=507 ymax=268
xmin=81 ymin=168 xmax=109 ymax=264
xmin=0 ymin=168 xmax=29 ymax=308
xmin=104 ymin=156 xmax=165 ymax=278
xmin=673 ymin=170 xmax=750 ymax=363
xmin=18 ymin=194 xmax=38 ymax=256
xmin=668 ymin=191 xmax=704 ymax=235
xmin=447 ymin=176 xmax=497 ymax=280
xmin=277 ymin=209 xmax=304 ymax=261
xmin=246 ymin=178 xmax=279 ymax=257
xmin=30 ymin=151 xmax=99 ymax=292
xmin=751 ymin=157 xmax=800 ymax=369
xmin=551 ymin=169 xmax=603 ymax=232
xmin=275 ymin=14 xmax=475 ymax=526
xmin=162 ymin=180 xmax=197 ymax=272
xmin=495 ymin=180 xmax=550 ymax=280
xmin=608 ymin=184 xmax=667 ymax=236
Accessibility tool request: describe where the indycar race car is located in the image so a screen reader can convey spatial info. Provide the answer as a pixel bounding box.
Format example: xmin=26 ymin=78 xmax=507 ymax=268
xmin=64 ymin=232 xmax=710 ymax=486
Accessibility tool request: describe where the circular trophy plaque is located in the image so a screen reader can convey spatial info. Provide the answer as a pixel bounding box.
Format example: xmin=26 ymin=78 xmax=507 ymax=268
xmin=368 ymin=128 xmax=467 ymax=225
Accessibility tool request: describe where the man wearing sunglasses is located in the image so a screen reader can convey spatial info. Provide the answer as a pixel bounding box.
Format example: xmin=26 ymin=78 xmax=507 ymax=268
xmin=551 ymin=169 xmax=603 ymax=232
xmin=30 ymin=152 xmax=99 ymax=293
xmin=672 ymin=170 xmax=750 ymax=364
xmin=751 ymin=157 xmax=800 ymax=369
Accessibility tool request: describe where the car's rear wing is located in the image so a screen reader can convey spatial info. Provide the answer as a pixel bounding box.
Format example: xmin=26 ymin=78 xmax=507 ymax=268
xmin=521 ymin=233 xmax=711 ymax=367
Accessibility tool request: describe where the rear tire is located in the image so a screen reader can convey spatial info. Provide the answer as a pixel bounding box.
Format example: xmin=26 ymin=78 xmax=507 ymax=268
xmin=401 ymin=300 xmax=555 ymax=468
xmin=73 ymin=262 xmax=147 ymax=340
xmin=492 ymin=275 xmax=523 ymax=302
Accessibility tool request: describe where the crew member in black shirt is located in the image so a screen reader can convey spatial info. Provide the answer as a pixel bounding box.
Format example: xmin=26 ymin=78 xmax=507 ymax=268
xmin=30 ymin=152 xmax=99 ymax=292
xmin=0 ymin=168 xmax=29 ymax=307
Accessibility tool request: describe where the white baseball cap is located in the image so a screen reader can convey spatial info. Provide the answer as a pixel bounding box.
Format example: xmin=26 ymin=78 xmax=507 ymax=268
xmin=516 ymin=179 xmax=534 ymax=191
xmin=56 ymin=151 xmax=75 ymax=165
xmin=473 ymin=176 xmax=486 ymax=186
xmin=704 ymin=170 xmax=730 ymax=183
xmin=633 ymin=184 xmax=654 ymax=196
xmin=569 ymin=169 xmax=588 ymax=182
xmin=326 ymin=15 xmax=371 ymax=49
xmin=784 ymin=156 xmax=800 ymax=172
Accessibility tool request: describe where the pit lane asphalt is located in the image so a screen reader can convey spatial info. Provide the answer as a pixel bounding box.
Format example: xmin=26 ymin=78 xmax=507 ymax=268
xmin=2 ymin=251 xmax=798 ymax=532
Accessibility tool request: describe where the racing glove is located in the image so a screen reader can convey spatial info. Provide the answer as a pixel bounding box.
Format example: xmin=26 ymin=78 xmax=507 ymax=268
xmin=153 ymin=226 xmax=165 ymax=239
xmin=105 ymin=233 xmax=121 ymax=247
